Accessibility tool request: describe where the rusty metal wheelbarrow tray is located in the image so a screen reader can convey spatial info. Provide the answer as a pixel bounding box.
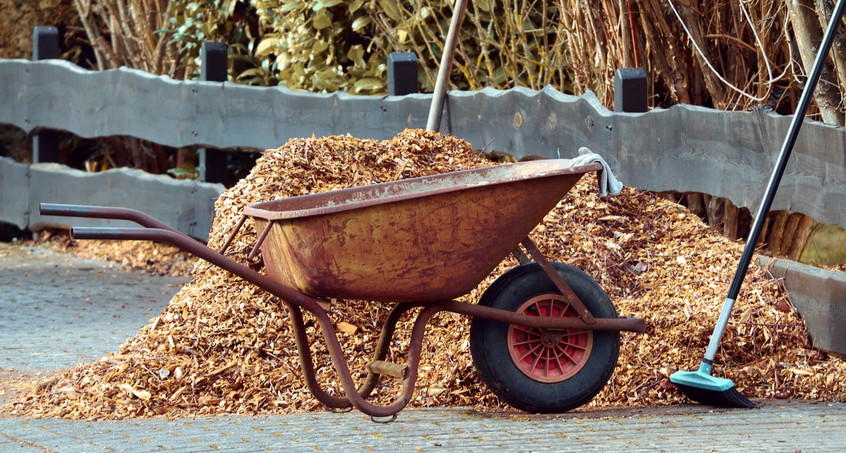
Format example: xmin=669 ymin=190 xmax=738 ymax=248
xmin=40 ymin=158 xmax=645 ymax=420
xmin=244 ymin=159 xmax=599 ymax=302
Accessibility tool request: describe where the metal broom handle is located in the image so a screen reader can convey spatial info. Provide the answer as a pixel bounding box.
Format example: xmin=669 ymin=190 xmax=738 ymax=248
xmin=426 ymin=0 xmax=469 ymax=132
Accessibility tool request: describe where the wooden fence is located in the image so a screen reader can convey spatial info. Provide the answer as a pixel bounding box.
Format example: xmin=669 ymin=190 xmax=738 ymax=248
xmin=1 ymin=55 xmax=844 ymax=355
xmin=1 ymin=58 xmax=843 ymax=233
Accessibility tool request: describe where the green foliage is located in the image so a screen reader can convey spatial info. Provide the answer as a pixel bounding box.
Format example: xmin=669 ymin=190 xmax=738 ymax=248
xmin=248 ymin=0 xmax=387 ymax=92
xmin=165 ymin=0 xmax=572 ymax=95
xmin=167 ymin=0 xmax=262 ymax=80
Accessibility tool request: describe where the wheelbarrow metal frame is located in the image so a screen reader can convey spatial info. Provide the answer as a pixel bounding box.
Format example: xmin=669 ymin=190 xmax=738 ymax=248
xmin=40 ymin=177 xmax=644 ymax=418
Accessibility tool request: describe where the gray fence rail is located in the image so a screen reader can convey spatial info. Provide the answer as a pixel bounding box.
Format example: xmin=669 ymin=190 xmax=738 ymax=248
xmin=2 ymin=58 xmax=845 ymax=355
xmin=1 ymin=59 xmax=844 ymax=234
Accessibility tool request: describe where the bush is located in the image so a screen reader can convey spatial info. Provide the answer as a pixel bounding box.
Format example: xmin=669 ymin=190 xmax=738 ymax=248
xmin=165 ymin=0 xmax=572 ymax=95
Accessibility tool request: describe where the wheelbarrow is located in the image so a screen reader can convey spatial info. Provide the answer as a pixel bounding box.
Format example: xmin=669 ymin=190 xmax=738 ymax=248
xmin=40 ymin=158 xmax=645 ymax=419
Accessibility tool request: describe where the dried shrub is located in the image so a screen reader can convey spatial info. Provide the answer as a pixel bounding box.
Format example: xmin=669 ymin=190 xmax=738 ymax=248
xmin=64 ymin=0 xmax=844 ymax=119
xmin=563 ymin=0 xmax=845 ymax=122
xmin=73 ymin=0 xmax=182 ymax=76
xmin=0 ymin=0 xmax=80 ymax=60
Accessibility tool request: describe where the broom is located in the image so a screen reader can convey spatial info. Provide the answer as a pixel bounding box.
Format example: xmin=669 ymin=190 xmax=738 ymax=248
xmin=670 ymin=0 xmax=845 ymax=408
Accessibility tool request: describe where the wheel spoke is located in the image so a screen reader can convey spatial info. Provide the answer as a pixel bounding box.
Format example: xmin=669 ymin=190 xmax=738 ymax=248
xmin=511 ymin=324 xmax=538 ymax=335
xmin=552 ymin=300 xmax=570 ymax=317
xmin=529 ymin=348 xmax=543 ymax=373
xmin=511 ymin=337 xmax=539 ymax=347
xmin=518 ymin=343 xmax=544 ymax=363
xmin=531 ymin=300 xmax=545 ymax=317
xmin=543 ymin=301 xmax=555 ymax=318
xmin=552 ymin=350 xmax=565 ymax=374
xmin=559 ymin=346 xmax=581 ymax=366
xmin=552 ymin=302 xmax=568 ymax=318
xmin=560 ymin=341 xmax=588 ymax=352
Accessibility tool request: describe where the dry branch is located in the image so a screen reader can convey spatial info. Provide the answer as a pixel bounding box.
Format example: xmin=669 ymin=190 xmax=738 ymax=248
xmin=72 ymin=0 xmax=180 ymax=77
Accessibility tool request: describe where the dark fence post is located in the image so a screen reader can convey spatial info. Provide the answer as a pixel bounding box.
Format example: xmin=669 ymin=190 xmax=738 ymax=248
xmin=613 ymin=67 xmax=647 ymax=113
xmin=32 ymin=26 xmax=60 ymax=163
xmin=387 ymin=52 xmax=418 ymax=96
xmin=199 ymin=42 xmax=228 ymax=184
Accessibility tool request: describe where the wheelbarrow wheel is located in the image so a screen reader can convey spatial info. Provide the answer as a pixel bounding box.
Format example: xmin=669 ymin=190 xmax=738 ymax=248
xmin=469 ymin=262 xmax=620 ymax=413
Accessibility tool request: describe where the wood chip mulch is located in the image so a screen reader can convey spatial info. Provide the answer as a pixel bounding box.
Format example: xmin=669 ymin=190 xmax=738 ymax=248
xmin=9 ymin=129 xmax=846 ymax=420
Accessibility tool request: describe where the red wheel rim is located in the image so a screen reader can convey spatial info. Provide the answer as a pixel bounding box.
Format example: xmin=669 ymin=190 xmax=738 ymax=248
xmin=507 ymin=294 xmax=593 ymax=383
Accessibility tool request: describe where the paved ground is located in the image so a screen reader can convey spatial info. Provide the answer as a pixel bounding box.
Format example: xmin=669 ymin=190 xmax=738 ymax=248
xmin=1 ymin=242 xmax=844 ymax=452
xmin=0 ymin=243 xmax=186 ymax=371
xmin=0 ymin=401 xmax=843 ymax=453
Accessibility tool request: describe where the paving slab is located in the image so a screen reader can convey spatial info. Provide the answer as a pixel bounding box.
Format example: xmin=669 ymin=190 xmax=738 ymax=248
xmin=1 ymin=242 xmax=844 ymax=453
xmin=1 ymin=401 xmax=844 ymax=452
xmin=0 ymin=243 xmax=186 ymax=372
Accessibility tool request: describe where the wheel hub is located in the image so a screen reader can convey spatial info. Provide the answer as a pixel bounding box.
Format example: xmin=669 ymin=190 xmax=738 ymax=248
xmin=507 ymin=294 xmax=593 ymax=383
xmin=541 ymin=330 xmax=564 ymax=347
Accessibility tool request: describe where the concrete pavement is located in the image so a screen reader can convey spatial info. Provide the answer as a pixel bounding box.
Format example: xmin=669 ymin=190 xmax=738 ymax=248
xmin=0 ymin=401 xmax=843 ymax=453
xmin=1 ymin=242 xmax=844 ymax=452
xmin=0 ymin=243 xmax=186 ymax=372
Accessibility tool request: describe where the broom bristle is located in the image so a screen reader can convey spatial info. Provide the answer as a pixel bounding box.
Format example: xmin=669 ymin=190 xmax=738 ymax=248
xmin=676 ymin=383 xmax=755 ymax=408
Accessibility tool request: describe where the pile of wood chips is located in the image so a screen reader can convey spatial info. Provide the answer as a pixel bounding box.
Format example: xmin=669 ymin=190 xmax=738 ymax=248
xmin=10 ymin=129 xmax=846 ymax=420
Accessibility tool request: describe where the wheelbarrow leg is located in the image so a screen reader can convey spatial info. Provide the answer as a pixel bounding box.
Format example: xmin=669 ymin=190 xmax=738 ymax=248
xmin=280 ymin=299 xmax=352 ymax=411
xmin=280 ymin=299 xmax=426 ymax=409
xmin=304 ymin=300 xmax=444 ymax=418
xmin=359 ymin=302 xmax=427 ymax=398
xmin=277 ymin=294 xmax=440 ymax=417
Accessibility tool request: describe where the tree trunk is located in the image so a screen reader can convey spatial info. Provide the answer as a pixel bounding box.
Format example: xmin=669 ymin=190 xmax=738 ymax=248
xmin=817 ymin=0 xmax=846 ymax=125
xmin=786 ymin=0 xmax=844 ymax=125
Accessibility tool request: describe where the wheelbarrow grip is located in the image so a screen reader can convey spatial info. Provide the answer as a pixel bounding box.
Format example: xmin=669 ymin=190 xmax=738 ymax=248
xmin=39 ymin=203 xmax=181 ymax=234
xmin=71 ymin=226 xmax=156 ymax=241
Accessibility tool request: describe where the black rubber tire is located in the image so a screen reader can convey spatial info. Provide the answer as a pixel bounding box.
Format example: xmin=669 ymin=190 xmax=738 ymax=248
xmin=469 ymin=262 xmax=620 ymax=413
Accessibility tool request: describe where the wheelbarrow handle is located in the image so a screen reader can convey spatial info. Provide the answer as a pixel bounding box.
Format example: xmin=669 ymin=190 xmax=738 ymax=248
xmin=67 ymin=225 xmax=325 ymax=312
xmin=39 ymin=203 xmax=181 ymax=234
xmin=40 ymin=204 xmax=319 ymax=313
xmin=71 ymin=226 xmax=167 ymax=241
